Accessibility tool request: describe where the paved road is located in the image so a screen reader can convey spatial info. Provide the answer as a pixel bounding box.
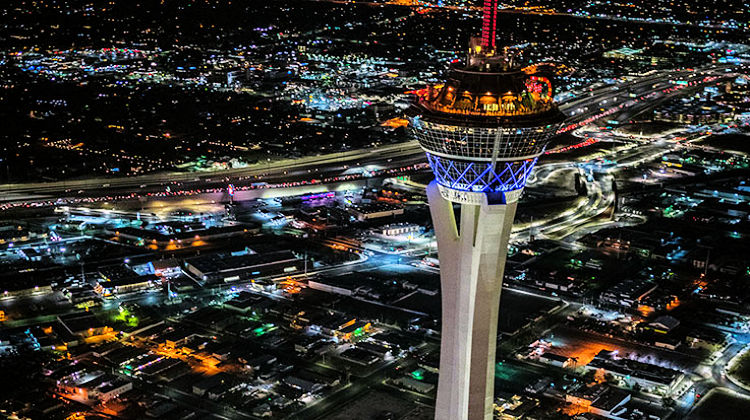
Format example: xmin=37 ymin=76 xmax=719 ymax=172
xmin=1 ymin=64 xmax=737 ymax=205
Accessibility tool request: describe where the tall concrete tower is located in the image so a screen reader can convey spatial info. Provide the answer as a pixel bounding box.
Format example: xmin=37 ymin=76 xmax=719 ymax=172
xmin=407 ymin=5 xmax=564 ymax=419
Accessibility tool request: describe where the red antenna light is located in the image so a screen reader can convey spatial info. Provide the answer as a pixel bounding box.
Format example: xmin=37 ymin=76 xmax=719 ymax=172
xmin=481 ymin=0 xmax=498 ymax=50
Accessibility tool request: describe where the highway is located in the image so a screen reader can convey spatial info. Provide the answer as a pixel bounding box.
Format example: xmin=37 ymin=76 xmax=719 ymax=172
xmin=0 ymin=64 xmax=739 ymax=209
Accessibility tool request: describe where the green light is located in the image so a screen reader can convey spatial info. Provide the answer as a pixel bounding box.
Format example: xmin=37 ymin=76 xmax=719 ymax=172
xmin=411 ymin=369 xmax=424 ymax=381
xmin=253 ymin=323 xmax=276 ymax=336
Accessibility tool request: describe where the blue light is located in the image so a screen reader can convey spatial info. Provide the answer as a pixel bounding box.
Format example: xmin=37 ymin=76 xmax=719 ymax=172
xmin=426 ymin=153 xmax=537 ymax=194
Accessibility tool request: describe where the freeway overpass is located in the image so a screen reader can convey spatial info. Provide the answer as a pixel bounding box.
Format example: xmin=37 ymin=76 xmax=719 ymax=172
xmin=0 ymin=64 xmax=739 ymax=206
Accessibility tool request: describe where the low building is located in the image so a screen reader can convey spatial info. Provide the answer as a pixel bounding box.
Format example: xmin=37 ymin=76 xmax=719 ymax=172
xmin=339 ymin=347 xmax=379 ymax=366
xmin=565 ymin=383 xmax=609 ymax=410
xmin=494 ymin=393 xmax=540 ymax=420
xmin=392 ymin=376 xmax=435 ymax=394
xmin=539 ymin=352 xmax=573 ymax=368
xmin=377 ymin=223 xmax=421 ymax=237
xmin=161 ymin=328 xmax=198 ymax=349
xmin=243 ymin=354 xmax=277 ymax=372
xmin=18 ymin=247 xmax=43 ymax=262
xmin=192 ymin=373 xmax=236 ymax=397
xmin=524 ymin=377 xmax=551 ymax=394
xmin=252 ymin=403 xmax=273 ymax=418
xmin=184 ymin=251 xmax=299 ymax=283
xmin=356 ymin=341 xmax=393 ymax=358
xmin=283 ymin=375 xmax=325 ymax=394
xmin=566 ymin=384 xmax=631 ymax=418
xmin=315 ymin=316 xmax=357 ymax=337
xmin=57 ymin=370 xmax=132 ymax=402
xmin=58 ymin=312 xmax=112 ymax=338
xmin=308 ymin=278 xmax=356 ymax=296
xmin=585 ymin=350 xmax=683 ymax=395
xmin=589 ymin=388 xmax=631 ymax=418
xmin=644 ymin=315 xmax=680 ymax=334
xmin=600 ymin=279 xmax=657 ymax=309
xmin=96 ymin=274 xmax=158 ymax=296
xmin=654 ymin=336 xmax=681 ymax=351
xmin=0 ymin=269 xmax=55 ymax=298
xmin=96 ymin=378 xmax=133 ymax=401
xmin=538 ymin=277 xmax=576 ymax=293
xmin=336 ymin=320 xmax=371 ymax=341
xmin=223 ymin=292 xmax=272 ymax=315
xmin=293 ymin=336 xmax=322 ymax=354
xmin=348 ymin=203 xmax=404 ymax=221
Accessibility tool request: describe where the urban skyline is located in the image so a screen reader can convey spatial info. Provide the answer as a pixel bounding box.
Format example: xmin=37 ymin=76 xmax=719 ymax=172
xmin=1 ymin=1 xmax=750 ymax=420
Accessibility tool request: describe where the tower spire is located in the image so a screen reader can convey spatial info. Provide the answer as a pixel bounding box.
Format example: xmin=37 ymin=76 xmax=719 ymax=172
xmin=480 ymin=0 xmax=499 ymax=51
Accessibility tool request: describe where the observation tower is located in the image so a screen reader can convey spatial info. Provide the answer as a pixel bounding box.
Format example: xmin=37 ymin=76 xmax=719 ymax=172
xmin=407 ymin=3 xmax=564 ymax=419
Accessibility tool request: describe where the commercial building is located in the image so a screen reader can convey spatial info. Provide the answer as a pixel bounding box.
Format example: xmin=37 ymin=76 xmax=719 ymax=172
xmin=192 ymin=373 xmax=237 ymax=398
xmin=377 ymin=223 xmax=421 ymax=237
xmin=348 ymin=203 xmax=404 ymax=221
xmin=183 ymin=250 xmax=299 ymax=283
xmin=223 ymin=292 xmax=273 ymax=315
xmin=307 ymin=277 xmax=357 ymax=296
xmin=0 ymin=266 xmax=62 ymax=298
xmin=585 ymin=350 xmax=684 ymax=395
xmin=95 ymin=272 xmax=159 ymax=296
xmin=336 ymin=320 xmax=371 ymax=342
xmin=0 ymin=223 xmax=44 ymax=246
xmin=56 ymin=370 xmax=132 ymax=402
xmin=393 ymin=376 xmax=436 ymax=394
xmin=339 ymin=347 xmax=379 ymax=366
xmin=494 ymin=393 xmax=540 ymax=420
xmin=600 ymin=278 xmax=657 ymax=309
xmin=566 ymin=384 xmax=631 ymax=419
xmin=0 ymin=280 xmax=53 ymax=298
xmin=539 ymin=352 xmax=573 ymax=368
xmin=58 ymin=312 xmax=112 ymax=338
xmin=644 ymin=315 xmax=681 ymax=334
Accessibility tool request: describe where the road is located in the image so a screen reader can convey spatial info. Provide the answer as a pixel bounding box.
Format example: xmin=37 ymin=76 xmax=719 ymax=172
xmin=1 ymin=62 xmax=746 ymax=418
xmin=0 ymin=64 xmax=739 ymax=209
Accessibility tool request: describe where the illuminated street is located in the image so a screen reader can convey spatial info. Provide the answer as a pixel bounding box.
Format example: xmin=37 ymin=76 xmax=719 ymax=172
xmin=2 ymin=1 xmax=750 ymax=420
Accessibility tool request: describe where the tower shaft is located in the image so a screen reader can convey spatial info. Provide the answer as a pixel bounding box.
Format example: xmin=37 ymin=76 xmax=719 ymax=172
xmin=427 ymin=181 xmax=517 ymax=420
xmin=409 ymin=13 xmax=564 ymax=417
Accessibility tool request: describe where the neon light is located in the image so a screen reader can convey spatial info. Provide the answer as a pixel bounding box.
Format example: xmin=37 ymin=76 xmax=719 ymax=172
xmin=426 ymin=154 xmax=538 ymax=193
xmin=481 ymin=0 xmax=499 ymax=50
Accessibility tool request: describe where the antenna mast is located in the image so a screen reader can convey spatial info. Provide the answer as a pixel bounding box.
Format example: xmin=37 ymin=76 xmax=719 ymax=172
xmin=480 ymin=0 xmax=499 ymax=51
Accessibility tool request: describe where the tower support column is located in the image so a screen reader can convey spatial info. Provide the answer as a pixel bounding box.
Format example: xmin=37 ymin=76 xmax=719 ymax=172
xmin=427 ymin=181 xmax=518 ymax=420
